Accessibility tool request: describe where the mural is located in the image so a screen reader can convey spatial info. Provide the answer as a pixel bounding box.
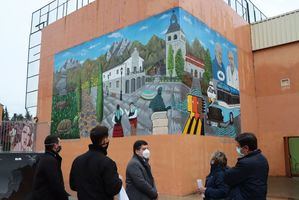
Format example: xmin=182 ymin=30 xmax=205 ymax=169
xmin=0 ymin=121 xmax=35 ymax=152
xmin=51 ymin=7 xmax=241 ymax=139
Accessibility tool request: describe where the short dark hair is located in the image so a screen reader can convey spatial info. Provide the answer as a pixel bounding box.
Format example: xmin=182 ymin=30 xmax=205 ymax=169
xmin=44 ymin=135 xmax=59 ymax=151
xmin=90 ymin=125 xmax=108 ymax=145
xmin=133 ymin=140 xmax=148 ymax=154
xmin=235 ymin=132 xmax=257 ymax=151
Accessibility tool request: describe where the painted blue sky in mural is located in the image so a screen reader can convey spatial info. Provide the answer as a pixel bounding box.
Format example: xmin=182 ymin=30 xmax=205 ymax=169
xmin=54 ymin=7 xmax=238 ymax=72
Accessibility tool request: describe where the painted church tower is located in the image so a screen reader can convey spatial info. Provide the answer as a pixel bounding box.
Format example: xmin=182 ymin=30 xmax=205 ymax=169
xmin=166 ymin=10 xmax=186 ymax=77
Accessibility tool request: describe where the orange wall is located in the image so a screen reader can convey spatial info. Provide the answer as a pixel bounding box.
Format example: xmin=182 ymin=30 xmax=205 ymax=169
xmin=253 ymin=42 xmax=299 ymax=176
xmin=61 ymin=135 xmax=237 ymax=196
xmin=37 ymin=0 xmax=256 ymax=196
xmin=0 ymin=104 xmax=3 ymax=123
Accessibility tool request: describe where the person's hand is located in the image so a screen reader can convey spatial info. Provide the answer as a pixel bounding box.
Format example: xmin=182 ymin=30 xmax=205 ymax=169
xmin=198 ymin=186 xmax=206 ymax=194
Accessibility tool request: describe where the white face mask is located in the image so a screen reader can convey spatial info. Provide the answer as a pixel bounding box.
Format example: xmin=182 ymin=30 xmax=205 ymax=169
xmin=142 ymin=149 xmax=150 ymax=159
xmin=236 ymin=147 xmax=244 ymax=157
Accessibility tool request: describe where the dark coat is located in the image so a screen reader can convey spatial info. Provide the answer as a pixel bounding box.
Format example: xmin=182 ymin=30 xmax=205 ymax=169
xmin=224 ymin=149 xmax=269 ymax=200
xmin=32 ymin=151 xmax=68 ymax=200
xmin=126 ymin=155 xmax=158 ymax=200
xmin=204 ymin=165 xmax=230 ymax=200
xmin=69 ymin=144 xmax=122 ymax=200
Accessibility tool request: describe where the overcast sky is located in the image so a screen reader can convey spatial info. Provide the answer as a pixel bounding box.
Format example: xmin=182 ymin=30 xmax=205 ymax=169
xmin=0 ymin=0 xmax=298 ymax=117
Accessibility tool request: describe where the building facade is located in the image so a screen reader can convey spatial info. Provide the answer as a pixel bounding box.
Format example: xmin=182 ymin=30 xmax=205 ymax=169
xmin=103 ymin=48 xmax=145 ymax=96
xmin=165 ymin=11 xmax=186 ymax=77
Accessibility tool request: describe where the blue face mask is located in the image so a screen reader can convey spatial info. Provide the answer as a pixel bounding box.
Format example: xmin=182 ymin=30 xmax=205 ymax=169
xmin=236 ymin=147 xmax=244 ymax=157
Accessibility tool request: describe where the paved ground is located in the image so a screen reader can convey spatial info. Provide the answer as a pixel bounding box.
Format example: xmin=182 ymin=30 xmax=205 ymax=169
xmin=69 ymin=177 xmax=299 ymax=200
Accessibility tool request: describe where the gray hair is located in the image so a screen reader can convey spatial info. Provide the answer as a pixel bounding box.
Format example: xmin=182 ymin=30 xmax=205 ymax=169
xmin=211 ymin=151 xmax=227 ymax=167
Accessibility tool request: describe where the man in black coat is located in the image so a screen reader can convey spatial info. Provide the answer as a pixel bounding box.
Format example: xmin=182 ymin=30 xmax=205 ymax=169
xmin=69 ymin=125 xmax=122 ymax=200
xmin=224 ymin=132 xmax=269 ymax=200
xmin=126 ymin=140 xmax=158 ymax=200
xmin=32 ymin=135 xmax=69 ymax=200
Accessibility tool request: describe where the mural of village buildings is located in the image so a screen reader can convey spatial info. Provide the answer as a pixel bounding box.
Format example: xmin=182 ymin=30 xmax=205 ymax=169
xmin=51 ymin=8 xmax=241 ymax=139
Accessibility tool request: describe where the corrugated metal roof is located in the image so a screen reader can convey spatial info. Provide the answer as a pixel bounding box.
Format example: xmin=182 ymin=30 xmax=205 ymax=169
xmin=251 ymin=9 xmax=299 ymax=51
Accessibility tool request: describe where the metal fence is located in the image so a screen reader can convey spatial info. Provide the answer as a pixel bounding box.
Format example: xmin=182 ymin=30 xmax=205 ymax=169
xmin=0 ymin=121 xmax=37 ymax=152
xmin=25 ymin=0 xmax=266 ymax=116
xmin=223 ymin=0 xmax=267 ymax=23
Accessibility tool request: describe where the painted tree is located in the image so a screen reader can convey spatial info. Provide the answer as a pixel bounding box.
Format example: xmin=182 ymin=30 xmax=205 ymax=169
xmin=96 ymin=64 xmax=103 ymax=122
xmin=175 ymin=49 xmax=185 ymax=80
xmin=76 ymin=72 xmax=82 ymax=112
xmin=167 ymin=45 xmax=174 ymax=78
xmin=88 ymin=79 xmax=92 ymax=95
xmin=203 ymin=49 xmax=212 ymax=84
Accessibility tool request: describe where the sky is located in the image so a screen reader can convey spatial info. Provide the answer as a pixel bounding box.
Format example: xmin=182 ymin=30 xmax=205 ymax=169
xmin=0 ymin=0 xmax=298 ymax=117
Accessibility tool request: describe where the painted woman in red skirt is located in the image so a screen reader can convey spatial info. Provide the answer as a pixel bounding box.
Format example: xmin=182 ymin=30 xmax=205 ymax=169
xmin=112 ymin=104 xmax=124 ymax=137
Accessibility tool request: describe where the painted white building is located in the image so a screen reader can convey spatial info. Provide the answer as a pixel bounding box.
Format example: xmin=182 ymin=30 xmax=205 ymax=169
xmin=103 ymin=48 xmax=145 ymax=95
xmin=165 ymin=11 xmax=186 ymax=77
xmin=185 ymin=54 xmax=205 ymax=78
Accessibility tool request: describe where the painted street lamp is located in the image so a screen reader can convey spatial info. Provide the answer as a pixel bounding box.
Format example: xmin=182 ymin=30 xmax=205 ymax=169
xmin=120 ymin=67 xmax=123 ymax=101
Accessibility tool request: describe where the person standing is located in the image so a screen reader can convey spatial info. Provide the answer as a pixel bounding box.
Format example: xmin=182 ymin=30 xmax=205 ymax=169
xmin=70 ymin=125 xmax=122 ymax=200
xmin=198 ymin=151 xmax=230 ymax=200
xmin=224 ymin=132 xmax=269 ymax=200
xmin=126 ymin=140 xmax=158 ymax=200
xmin=32 ymin=135 xmax=69 ymax=200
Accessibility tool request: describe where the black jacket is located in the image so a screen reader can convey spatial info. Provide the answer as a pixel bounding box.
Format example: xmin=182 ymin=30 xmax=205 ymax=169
xmin=32 ymin=151 xmax=68 ymax=200
xmin=69 ymin=144 xmax=122 ymax=200
xmin=126 ymin=155 xmax=158 ymax=200
xmin=224 ymin=149 xmax=269 ymax=200
xmin=204 ymin=165 xmax=229 ymax=200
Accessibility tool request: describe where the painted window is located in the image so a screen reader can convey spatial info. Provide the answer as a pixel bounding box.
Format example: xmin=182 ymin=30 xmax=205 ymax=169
xmin=127 ymin=68 xmax=130 ymax=75
xmin=116 ymin=81 xmax=119 ymax=88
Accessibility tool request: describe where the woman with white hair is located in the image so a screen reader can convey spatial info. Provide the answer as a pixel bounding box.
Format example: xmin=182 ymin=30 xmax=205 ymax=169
xmin=198 ymin=151 xmax=230 ymax=200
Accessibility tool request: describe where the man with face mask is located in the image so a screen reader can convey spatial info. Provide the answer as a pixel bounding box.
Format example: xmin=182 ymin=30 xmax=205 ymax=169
xmin=126 ymin=140 xmax=158 ymax=200
xmin=32 ymin=135 xmax=69 ymax=200
xmin=69 ymin=125 xmax=122 ymax=200
xmin=224 ymin=132 xmax=269 ymax=200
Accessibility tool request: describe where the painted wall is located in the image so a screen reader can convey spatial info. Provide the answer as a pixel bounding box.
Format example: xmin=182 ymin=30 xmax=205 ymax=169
xmin=37 ymin=0 xmax=256 ymax=196
xmin=0 ymin=105 xmax=3 ymax=123
xmin=254 ymin=41 xmax=299 ymax=176
xmin=51 ymin=7 xmax=241 ymax=139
